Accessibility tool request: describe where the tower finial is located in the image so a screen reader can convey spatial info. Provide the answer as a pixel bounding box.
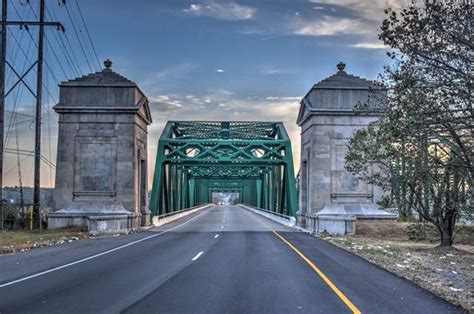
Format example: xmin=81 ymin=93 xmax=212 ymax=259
xmin=337 ymin=61 xmax=346 ymax=72
xmin=104 ymin=59 xmax=113 ymax=70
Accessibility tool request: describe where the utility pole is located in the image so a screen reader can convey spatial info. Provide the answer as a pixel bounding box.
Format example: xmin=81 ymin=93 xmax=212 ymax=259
xmin=33 ymin=0 xmax=45 ymax=229
xmin=0 ymin=0 xmax=63 ymax=229
xmin=0 ymin=0 xmax=7 ymax=215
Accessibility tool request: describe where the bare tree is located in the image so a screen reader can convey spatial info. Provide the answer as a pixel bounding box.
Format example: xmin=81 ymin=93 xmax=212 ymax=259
xmin=345 ymin=0 xmax=472 ymax=246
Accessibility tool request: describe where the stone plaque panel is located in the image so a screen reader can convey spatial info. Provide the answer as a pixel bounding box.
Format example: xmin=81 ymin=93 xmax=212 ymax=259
xmin=330 ymin=139 xmax=372 ymax=203
xmin=73 ymin=136 xmax=117 ymax=200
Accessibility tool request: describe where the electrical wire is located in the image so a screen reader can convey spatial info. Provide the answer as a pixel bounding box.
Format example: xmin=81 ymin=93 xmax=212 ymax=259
xmin=73 ymin=0 xmax=100 ymax=69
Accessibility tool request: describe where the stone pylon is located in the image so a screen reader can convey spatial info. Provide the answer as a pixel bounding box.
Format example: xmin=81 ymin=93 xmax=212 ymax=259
xmin=297 ymin=62 xmax=397 ymax=229
xmin=48 ymin=60 xmax=152 ymax=233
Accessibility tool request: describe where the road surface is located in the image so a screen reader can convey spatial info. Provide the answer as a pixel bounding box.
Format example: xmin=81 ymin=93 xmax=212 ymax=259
xmin=0 ymin=205 xmax=463 ymax=313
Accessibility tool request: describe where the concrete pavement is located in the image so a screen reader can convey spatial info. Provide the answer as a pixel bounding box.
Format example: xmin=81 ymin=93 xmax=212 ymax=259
xmin=0 ymin=205 xmax=463 ymax=313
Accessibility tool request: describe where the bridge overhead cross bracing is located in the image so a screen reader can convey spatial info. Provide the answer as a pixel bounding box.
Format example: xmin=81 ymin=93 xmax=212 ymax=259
xmin=149 ymin=121 xmax=298 ymax=217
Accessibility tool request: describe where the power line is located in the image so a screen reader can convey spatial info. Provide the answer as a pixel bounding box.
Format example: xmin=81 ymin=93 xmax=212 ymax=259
xmin=8 ymin=30 xmax=58 ymax=104
xmin=16 ymin=1 xmax=62 ymax=84
xmin=73 ymin=0 xmax=100 ymax=69
xmin=4 ymin=32 xmax=33 ymax=151
xmin=5 ymin=110 xmax=34 ymax=118
xmin=47 ymin=3 xmax=81 ymax=77
xmin=3 ymin=149 xmax=56 ymax=170
xmin=45 ymin=56 xmax=53 ymax=187
xmin=63 ymin=2 xmax=93 ymax=72
xmin=0 ymin=0 xmax=63 ymax=229
xmin=45 ymin=6 xmax=80 ymax=77
xmin=3 ymin=153 xmax=28 ymax=177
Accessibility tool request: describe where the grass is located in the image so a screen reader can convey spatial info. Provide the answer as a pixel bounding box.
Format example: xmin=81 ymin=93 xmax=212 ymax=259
xmin=0 ymin=228 xmax=90 ymax=254
xmin=319 ymin=221 xmax=473 ymax=311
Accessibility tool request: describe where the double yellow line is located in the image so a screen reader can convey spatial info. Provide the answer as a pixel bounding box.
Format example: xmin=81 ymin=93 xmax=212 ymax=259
xmin=253 ymin=214 xmax=361 ymax=314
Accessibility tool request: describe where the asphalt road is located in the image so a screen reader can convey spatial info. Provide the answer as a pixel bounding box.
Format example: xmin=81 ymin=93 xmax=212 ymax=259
xmin=0 ymin=205 xmax=463 ymax=313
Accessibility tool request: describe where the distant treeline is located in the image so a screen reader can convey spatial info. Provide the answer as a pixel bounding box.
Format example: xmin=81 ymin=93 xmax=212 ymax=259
xmin=2 ymin=187 xmax=54 ymax=209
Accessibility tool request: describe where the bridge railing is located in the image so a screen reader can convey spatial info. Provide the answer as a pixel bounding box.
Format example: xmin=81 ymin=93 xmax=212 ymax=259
xmin=152 ymin=203 xmax=212 ymax=227
xmin=239 ymin=204 xmax=296 ymax=227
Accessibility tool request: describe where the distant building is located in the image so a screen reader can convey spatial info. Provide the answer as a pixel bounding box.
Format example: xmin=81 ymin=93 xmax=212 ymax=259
xmin=296 ymin=62 xmax=396 ymax=228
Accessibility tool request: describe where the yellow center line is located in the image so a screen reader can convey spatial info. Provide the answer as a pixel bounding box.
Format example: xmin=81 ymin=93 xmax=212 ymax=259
xmin=250 ymin=211 xmax=361 ymax=314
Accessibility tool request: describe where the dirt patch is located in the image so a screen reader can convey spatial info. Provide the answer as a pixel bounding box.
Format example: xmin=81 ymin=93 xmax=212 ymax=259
xmin=319 ymin=222 xmax=473 ymax=311
xmin=0 ymin=228 xmax=92 ymax=254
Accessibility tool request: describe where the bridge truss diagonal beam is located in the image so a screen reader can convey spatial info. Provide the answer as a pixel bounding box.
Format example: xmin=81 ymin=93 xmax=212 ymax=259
xmin=150 ymin=121 xmax=298 ymax=218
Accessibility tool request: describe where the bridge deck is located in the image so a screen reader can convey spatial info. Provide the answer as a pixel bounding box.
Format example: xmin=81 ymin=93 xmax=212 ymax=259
xmin=0 ymin=205 xmax=460 ymax=313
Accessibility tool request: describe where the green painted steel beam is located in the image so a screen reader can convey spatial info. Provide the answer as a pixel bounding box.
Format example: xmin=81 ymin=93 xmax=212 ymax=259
xmin=150 ymin=121 xmax=298 ymax=218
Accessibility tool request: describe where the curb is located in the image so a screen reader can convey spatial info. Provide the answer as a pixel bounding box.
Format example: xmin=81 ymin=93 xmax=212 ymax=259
xmin=239 ymin=204 xmax=311 ymax=233
xmin=152 ymin=204 xmax=213 ymax=227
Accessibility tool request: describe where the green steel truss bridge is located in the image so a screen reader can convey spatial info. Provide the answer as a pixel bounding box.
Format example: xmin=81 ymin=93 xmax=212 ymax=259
xmin=149 ymin=121 xmax=298 ymax=217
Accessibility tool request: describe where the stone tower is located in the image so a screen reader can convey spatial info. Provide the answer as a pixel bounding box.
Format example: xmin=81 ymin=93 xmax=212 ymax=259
xmin=48 ymin=60 xmax=152 ymax=233
xmin=296 ymin=62 xmax=396 ymax=228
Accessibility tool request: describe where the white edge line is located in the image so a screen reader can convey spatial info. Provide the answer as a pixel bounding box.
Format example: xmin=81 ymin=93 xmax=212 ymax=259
xmin=0 ymin=205 xmax=213 ymax=288
xmin=191 ymin=251 xmax=204 ymax=261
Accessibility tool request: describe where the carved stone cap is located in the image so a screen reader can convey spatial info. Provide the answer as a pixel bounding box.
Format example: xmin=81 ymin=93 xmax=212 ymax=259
xmin=59 ymin=59 xmax=137 ymax=87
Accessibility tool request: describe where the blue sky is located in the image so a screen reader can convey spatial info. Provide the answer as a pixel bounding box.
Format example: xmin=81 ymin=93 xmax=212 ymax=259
xmin=3 ymin=0 xmax=407 ymax=187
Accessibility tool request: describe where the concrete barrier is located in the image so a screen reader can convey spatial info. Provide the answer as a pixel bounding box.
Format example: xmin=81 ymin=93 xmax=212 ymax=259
xmin=315 ymin=215 xmax=356 ymax=235
xmin=152 ymin=204 xmax=212 ymax=227
xmin=238 ymin=205 xmax=313 ymax=232
xmin=240 ymin=205 xmax=356 ymax=235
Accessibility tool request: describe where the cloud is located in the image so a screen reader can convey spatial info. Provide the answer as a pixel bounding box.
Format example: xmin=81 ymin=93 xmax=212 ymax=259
xmin=265 ymin=96 xmax=300 ymax=101
xmin=350 ymin=42 xmax=388 ymax=49
xmin=140 ymin=63 xmax=197 ymax=93
xmin=260 ymin=68 xmax=288 ymax=75
xmin=146 ymin=91 xmax=303 ymax=181
xmin=183 ymin=1 xmax=256 ymax=21
xmin=291 ymin=15 xmax=372 ymax=36
xmin=234 ymin=0 xmax=411 ymax=49
xmin=149 ymin=95 xmax=183 ymax=112
xmin=308 ymin=0 xmax=409 ymax=20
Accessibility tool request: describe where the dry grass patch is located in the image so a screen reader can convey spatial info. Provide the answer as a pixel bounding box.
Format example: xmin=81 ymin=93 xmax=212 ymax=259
xmin=0 ymin=228 xmax=91 ymax=254
xmin=319 ymin=221 xmax=473 ymax=311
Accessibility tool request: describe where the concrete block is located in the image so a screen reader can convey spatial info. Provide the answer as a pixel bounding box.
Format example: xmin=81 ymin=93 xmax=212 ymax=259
xmin=152 ymin=204 xmax=212 ymax=227
xmin=316 ymin=215 xmax=356 ymax=235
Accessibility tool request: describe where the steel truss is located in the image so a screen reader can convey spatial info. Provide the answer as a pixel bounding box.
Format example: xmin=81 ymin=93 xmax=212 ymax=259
xmin=150 ymin=121 xmax=297 ymax=217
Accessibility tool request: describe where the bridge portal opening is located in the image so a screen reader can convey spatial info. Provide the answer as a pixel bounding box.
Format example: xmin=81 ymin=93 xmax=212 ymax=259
xmin=212 ymin=192 xmax=240 ymax=205
xmin=150 ymin=121 xmax=297 ymax=217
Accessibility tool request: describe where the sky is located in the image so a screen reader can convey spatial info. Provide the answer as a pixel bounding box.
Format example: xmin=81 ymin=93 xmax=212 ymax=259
xmin=2 ymin=0 xmax=409 ymax=188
